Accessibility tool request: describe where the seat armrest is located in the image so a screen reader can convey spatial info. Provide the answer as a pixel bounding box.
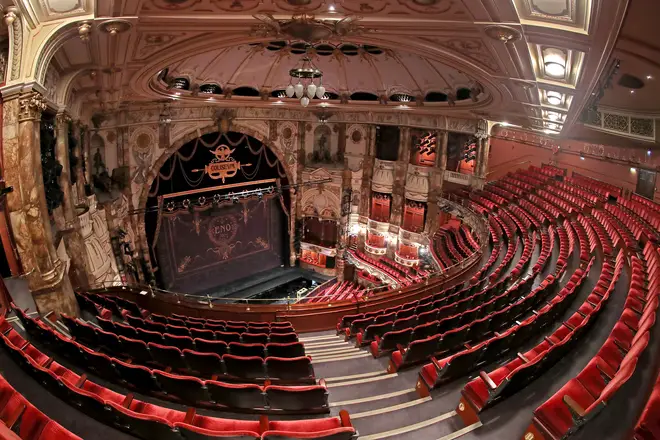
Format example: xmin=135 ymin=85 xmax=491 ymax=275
xmin=184 ymin=408 xmax=196 ymax=424
xmin=431 ymin=357 xmax=443 ymax=369
xmin=121 ymin=394 xmax=134 ymax=408
xmin=4 ymin=404 xmax=26 ymax=430
xmin=479 ymin=371 xmax=497 ymax=390
xmin=75 ymin=374 xmax=88 ymax=388
xmin=516 ymin=353 xmax=529 ymax=363
xmin=339 ymin=409 xmax=353 ymax=427
xmin=259 ymin=415 xmax=269 ymax=434
xmin=562 ymin=395 xmax=586 ymax=419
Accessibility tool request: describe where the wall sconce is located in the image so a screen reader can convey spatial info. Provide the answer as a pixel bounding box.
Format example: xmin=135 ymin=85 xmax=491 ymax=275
xmin=546 ymin=91 xmax=563 ymax=106
xmin=543 ymin=48 xmax=567 ymax=79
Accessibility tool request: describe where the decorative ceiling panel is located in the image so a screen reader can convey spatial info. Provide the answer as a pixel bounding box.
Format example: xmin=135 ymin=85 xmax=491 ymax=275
xmin=513 ymin=0 xmax=592 ymax=33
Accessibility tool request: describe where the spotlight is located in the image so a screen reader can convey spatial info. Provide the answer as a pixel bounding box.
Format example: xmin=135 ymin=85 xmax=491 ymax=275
xmin=580 ymin=155 xmax=585 ymax=160
xmin=647 ymin=75 xmax=653 ymax=80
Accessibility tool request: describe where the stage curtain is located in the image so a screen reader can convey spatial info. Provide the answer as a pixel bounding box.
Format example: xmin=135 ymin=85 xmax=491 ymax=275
xmin=155 ymin=195 xmax=285 ymax=294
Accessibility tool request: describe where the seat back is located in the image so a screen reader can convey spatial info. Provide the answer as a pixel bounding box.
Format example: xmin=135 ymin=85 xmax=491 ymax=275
xmin=206 ymin=381 xmax=265 ymax=410
xmin=265 ymin=357 xmax=313 ymax=382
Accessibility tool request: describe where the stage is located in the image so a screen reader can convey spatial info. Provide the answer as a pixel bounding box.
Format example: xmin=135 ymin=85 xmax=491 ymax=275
xmin=196 ymin=266 xmax=330 ymax=304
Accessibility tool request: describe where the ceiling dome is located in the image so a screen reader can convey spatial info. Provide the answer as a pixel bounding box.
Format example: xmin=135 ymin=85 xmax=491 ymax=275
xmin=154 ymin=41 xmax=486 ymax=106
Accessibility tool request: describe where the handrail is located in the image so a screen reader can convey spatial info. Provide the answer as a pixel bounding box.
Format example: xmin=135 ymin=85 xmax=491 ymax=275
xmin=298 ymin=277 xmax=337 ymax=302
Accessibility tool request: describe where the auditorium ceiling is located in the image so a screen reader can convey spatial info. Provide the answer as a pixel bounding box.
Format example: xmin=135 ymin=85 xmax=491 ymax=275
xmin=32 ymin=0 xmax=640 ymax=138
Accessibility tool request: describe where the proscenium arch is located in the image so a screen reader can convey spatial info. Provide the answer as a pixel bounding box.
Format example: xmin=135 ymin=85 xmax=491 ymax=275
xmin=135 ymin=123 xmax=296 ymax=271
xmin=128 ymin=32 xmax=504 ymax=111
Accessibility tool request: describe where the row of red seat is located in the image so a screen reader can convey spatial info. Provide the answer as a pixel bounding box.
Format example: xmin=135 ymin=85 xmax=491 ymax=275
xmin=525 ymin=231 xmax=659 ymax=438
xmin=459 ymin=250 xmax=612 ymax=415
xmin=0 ymin=374 xmax=80 ymax=440
xmin=350 ymin=250 xmax=414 ymax=286
xmin=56 ymin=313 xmax=314 ymax=384
xmin=633 ymin=360 xmax=660 ymax=439
xmin=8 ymin=310 xmax=327 ymax=414
xmin=300 ymin=280 xmax=365 ymax=304
xmin=100 ymin=315 xmax=301 ymax=358
xmin=632 ymin=193 xmax=660 ymax=216
xmin=569 ymin=174 xmax=622 ymax=199
xmin=608 ymin=202 xmax=660 ymax=243
xmin=620 ymin=197 xmax=660 ymax=232
xmin=120 ymin=314 xmax=296 ymax=342
xmin=0 ymin=314 xmax=357 ymax=440
xmin=552 ymin=180 xmax=602 ymax=205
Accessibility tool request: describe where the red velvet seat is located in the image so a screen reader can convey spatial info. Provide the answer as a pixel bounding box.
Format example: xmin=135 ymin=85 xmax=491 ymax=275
xmin=195 ymin=338 xmax=229 ymax=357
xmin=183 ymin=349 xmax=224 ymax=377
xmin=114 ymin=322 xmax=139 ymax=339
xmin=106 ymin=401 xmax=182 ymax=440
xmin=165 ymin=324 xmax=191 ymax=337
xmin=119 ymin=336 xmax=153 ymax=364
xmin=148 ymin=342 xmax=188 ymax=371
xmin=268 ymin=332 xmax=298 ymax=344
xmin=264 ymin=412 xmax=356 ymax=440
xmin=190 ymin=328 xmax=214 ymax=340
xmin=265 ymin=384 xmax=328 ymax=412
xmin=206 ymin=380 xmax=265 ymax=410
xmin=230 ymin=342 xmax=266 ymax=358
xmin=114 ymin=358 xmax=162 ymax=394
xmin=215 ymin=331 xmax=242 ymax=344
xmin=265 ymin=356 xmax=314 ymax=383
xmin=223 ymin=354 xmax=266 ymax=381
xmin=164 ymin=333 xmax=195 ymax=350
xmin=242 ymin=333 xmax=269 ymax=345
xmin=136 ymin=327 xmax=164 ymax=344
xmin=266 ymin=342 xmax=305 ymax=359
xmin=154 ymin=370 xmax=210 ymax=406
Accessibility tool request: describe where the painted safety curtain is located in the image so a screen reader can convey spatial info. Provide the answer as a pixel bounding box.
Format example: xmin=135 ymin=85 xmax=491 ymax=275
xmin=156 ymin=195 xmax=285 ymax=294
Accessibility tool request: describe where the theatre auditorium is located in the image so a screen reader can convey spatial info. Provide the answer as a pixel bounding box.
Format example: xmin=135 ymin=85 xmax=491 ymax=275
xmin=0 ymin=1 xmax=659 ymax=439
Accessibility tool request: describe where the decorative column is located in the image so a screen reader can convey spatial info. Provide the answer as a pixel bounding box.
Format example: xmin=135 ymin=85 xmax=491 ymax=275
xmin=292 ymin=121 xmax=306 ymax=266
xmin=425 ymin=130 xmax=448 ymax=234
xmin=359 ymin=125 xmax=376 ymax=218
xmin=389 ymin=127 xmax=411 ymax=228
xmin=336 ymin=160 xmax=352 ymax=282
xmin=472 ymin=120 xmax=488 ymax=189
xmin=55 ymin=112 xmax=92 ymax=289
xmin=82 ymin=125 xmax=92 ymax=192
xmin=73 ymin=121 xmax=86 ymax=204
xmin=3 ymin=92 xmax=76 ymax=316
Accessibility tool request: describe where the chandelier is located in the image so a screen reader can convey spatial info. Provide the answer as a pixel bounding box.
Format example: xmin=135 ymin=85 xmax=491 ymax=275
xmin=285 ymin=54 xmax=325 ymax=107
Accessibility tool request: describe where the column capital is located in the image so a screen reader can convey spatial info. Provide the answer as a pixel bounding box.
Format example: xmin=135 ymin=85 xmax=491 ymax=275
xmin=56 ymin=111 xmax=72 ymax=127
xmin=18 ymin=92 xmax=47 ymax=122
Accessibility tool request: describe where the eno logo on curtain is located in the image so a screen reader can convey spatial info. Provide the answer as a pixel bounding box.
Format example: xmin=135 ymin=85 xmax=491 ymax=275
xmin=192 ymin=144 xmax=252 ymax=183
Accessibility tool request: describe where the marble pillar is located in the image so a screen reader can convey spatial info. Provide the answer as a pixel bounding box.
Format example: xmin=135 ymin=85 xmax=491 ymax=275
xmin=55 ymin=112 xmax=92 ymax=288
xmin=425 ymin=131 xmax=448 ymax=234
xmin=2 ymin=92 xmax=77 ymax=316
xmin=480 ymin=137 xmax=491 ymax=181
xmin=336 ymin=161 xmax=352 ymax=282
xmin=389 ymin=127 xmax=411 ymax=227
xmin=73 ymin=121 xmax=86 ymax=204
xmin=359 ymin=125 xmax=376 ymax=220
xmin=473 ymin=138 xmax=486 ymax=189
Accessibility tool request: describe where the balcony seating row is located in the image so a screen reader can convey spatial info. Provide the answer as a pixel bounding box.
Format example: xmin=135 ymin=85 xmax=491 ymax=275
xmin=0 ymin=374 xmax=81 ymax=440
xmin=423 ymin=257 xmax=594 ymax=394
xmin=458 ymin=252 xmax=613 ymax=415
xmin=568 ymin=174 xmax=622 ymax=199
xmin=620 ymin=197 xmax=660 ymax=233
xmin=389 ymin=267 xmax=559 ymax=372
xmin=0 ymin=315 xmax=356 ymax=439
xmin=55 ymin=314 xmax=314 ymax=384
xmin=524 ymin=236 xmax=659 ymax=439
xmin=96 ymin=315 xmax=301 ymax=357
xmin=7 ymin=310 xmax=327 ymax=415
xmin=633 ymin=363 xmax=660 ymax=439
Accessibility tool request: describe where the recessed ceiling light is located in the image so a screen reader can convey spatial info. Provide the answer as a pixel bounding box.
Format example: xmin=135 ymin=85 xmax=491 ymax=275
xmin=546 ymin=91 xmax=562 ymax=106
xmin=328 ymin=4 xmax=335 ymax=11
xmin=542 ymin=48 xmax=567 ymax=79
xmin=647 ymin=75 xmax=653 ymax=80
xmin=630 ymin=90 xmax=635 ymax=94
